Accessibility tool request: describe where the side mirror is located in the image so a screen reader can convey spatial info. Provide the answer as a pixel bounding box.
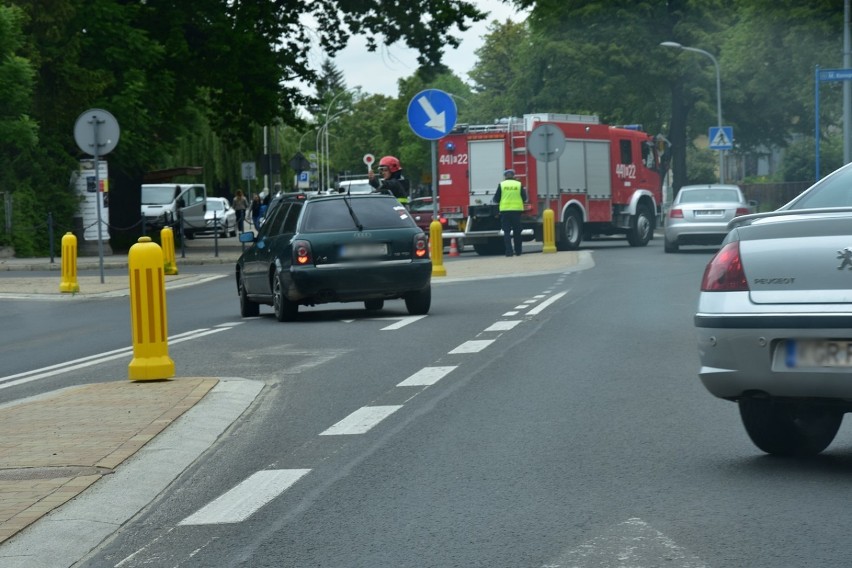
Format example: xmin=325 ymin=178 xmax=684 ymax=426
xmin=238 ymin=232 xmax=255 ymax=243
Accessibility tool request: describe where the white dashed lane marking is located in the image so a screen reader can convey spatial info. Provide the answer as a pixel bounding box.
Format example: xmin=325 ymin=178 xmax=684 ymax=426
xmin=449 ymin=340 xmax=495 ymax=354
xmin=179 ymin=469 xmax=311 ymax=525
xmin=319 ymin=405 xmax=403 ymax=435
xmin=397 ymin=366 xmax=457 ymax=387
xmin=484 ymin=320 xmax=521 ymax=332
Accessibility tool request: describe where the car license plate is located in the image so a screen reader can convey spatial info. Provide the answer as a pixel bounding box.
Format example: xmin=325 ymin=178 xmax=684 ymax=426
xmin=340 ymin=243 xmax=388 ymax=258
xmin=694 ymin=209 xmax=723 ymax=217
xmin=786 ymin=339 xmax=852 ymax=368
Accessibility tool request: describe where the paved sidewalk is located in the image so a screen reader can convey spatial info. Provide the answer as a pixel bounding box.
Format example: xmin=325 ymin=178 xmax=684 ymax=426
xmin=0 ymin=378 xmax=217 ymax=544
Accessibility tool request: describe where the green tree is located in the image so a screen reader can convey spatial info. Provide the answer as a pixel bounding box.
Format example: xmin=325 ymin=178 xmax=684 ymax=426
xmin=8 ymin=0 xmax=486 ymax=254
xmin=467 ymin=19 xmax=532 ymax=122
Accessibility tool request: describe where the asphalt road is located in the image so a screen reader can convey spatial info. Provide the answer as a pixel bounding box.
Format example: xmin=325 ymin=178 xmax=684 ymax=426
xmin=5 ymin=238 xmax=852 ymax=567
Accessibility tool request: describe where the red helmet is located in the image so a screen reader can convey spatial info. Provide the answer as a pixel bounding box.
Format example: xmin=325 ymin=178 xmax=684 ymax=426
xmin=378 ymin=155 xmax=401 ymax=173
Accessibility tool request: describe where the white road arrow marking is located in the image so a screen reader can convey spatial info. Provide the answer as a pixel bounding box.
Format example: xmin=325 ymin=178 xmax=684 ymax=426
xmin=418 ymin=95 xmax=446 ymax=133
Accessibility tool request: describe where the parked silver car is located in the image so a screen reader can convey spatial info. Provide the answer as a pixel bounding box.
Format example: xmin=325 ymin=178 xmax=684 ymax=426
xmin=200 ymin=197 xmax=237 ymax=237
xmin=695 ymin=162 xmax=852 ymax=456
xmin=664 ymin=184 xmax=752 ymax=253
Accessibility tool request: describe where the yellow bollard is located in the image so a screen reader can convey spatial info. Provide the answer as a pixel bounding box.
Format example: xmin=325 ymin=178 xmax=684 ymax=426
xmin=430 ymin=220 xmax=446 ymax=277
xmin=542 ymin=208 xmax=557 ymax=254
xmin=127 ymin=237 xmax=175 ymax=381
xmin=59 ymin=232 xmax=80 ymax=293
xmin=161 ymin=226 xmax=178 ymax=275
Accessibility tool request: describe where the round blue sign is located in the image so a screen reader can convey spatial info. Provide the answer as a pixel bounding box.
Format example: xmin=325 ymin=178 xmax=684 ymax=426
xmin=407 ymin=89 xmax=458 ymax=140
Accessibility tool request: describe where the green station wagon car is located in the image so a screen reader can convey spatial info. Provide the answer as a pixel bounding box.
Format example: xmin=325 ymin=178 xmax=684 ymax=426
xmin=235 ymin=193 xmax=432 ymax=321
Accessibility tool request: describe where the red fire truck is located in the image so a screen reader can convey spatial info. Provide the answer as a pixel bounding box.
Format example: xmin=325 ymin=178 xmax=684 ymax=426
xmin=437 ymin=113 xmax=670 ymax=255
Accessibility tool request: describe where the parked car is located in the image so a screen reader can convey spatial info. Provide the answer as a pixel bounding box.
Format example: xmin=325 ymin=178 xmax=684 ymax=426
xmin=664 ymin=184 xmax=752 ymax=253
xmin=695 ymin=161 xmax=852 ymax=456
xmin=199 ymin=197 xmax=237 ymax=237
xmin=236 ymin=192 xmax=432 ymax=321
xmin=409 ymin=196 xmax=464 ymax=252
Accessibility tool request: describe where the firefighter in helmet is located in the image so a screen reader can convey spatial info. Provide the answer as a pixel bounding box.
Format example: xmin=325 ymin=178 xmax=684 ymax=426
xmin=368 ymin=155 xmax=410 ymax=206
xmin=493 ymin=168 xmax=528 ymax=256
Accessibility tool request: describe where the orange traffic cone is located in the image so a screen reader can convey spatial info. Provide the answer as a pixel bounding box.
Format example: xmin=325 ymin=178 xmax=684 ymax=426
xmin=448 ymin=238 xmax=459 ymax=257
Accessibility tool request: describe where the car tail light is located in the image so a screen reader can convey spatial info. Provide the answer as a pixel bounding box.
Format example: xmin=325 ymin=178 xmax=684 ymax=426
xmin=701 ymin=241 xmax=749 ymax=291
xmin=669 ymin=208 xmax=683 ymax=219
xmin=735 ymin=207 xmax=750 ymax=216
xmin=413 ymin=234 xmax=428 ymax=258
xmin=292 ymin=239 xmax=312 ymax=265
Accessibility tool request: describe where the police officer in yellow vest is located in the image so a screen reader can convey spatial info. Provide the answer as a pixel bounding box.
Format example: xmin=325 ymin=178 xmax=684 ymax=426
xmin=493 ymin=169 xmax=528 ymax=256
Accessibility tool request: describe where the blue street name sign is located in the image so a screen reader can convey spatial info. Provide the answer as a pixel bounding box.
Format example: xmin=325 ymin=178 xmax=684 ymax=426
xmin=709 ymin=126 xmax=734 ymax=150
xmin=407 ymin=89 xmax=457 ymax=140
xmin=818 ymin=68 xmax=852 ymax=82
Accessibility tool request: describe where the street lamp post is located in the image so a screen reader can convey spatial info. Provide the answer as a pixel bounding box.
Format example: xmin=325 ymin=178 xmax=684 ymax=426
xmin=660 ymin=41 xmax=725 ymax=183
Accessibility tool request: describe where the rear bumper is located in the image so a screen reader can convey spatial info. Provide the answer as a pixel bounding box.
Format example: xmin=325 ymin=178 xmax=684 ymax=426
xmin=289 ymin=260 xmax=432 ymax=302
xmin=696 ymin=313 xmax=852 ymax=401
xmin=665 ymin=222 xmax=727 ymax=245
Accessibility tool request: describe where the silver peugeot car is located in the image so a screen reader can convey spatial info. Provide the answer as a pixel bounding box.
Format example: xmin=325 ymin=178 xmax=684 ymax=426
xmin=664 ymin=184 xmax=752 ymax=252
xmin=695 ymin=162 xmax=852 ymax=456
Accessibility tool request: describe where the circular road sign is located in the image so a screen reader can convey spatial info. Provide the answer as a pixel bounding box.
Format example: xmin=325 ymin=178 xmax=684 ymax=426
xmin=407 ymin=89 xmax=457 ymax=140
xmin=74 ymin=108 xmax=120 ymax=157
xmin=527 ymin=123 xmax=566 ymax=162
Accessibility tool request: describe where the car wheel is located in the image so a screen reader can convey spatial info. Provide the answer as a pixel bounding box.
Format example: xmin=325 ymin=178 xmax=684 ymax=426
xmin=626 ymin=205 xmax=653 ymax=247
xmin=738 ymin=398 xmax=842 ymax=456
xmin=272 ymin=272 xmax=298 ymax=322
xmin=404 ymin=285 xmax=431 ymax=315
xmin=556 ymin=208 xmax=582 ymax=251
xmin=364 ymin=299 xmax=384 ymax=311
xmin=220 ymin=222 xmax=229 ymax=238
xmin=239 ymin=274 xmax=260 ymax=317
xmin=664 ymin=239 xmax=679 ymax=253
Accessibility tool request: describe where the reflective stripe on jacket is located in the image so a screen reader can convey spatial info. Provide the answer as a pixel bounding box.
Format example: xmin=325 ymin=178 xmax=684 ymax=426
xmin=498 ymin=180 xmax=524 ymax=211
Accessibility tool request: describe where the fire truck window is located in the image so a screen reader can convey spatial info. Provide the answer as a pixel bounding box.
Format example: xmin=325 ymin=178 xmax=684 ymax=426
xmin=619 ymin=140 xmax=632 ymax=165
xmin=642 ymin=142 xmax=656 ymax=169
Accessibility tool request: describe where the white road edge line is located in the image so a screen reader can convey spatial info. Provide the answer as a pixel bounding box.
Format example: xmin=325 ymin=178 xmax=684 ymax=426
xmin=526 ymin=291 xmax=568 ymax=315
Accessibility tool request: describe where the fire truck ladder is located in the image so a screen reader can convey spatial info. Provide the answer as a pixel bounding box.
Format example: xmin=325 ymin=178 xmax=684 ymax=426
xmin=508 ymin=118 xmax=528 ymax=185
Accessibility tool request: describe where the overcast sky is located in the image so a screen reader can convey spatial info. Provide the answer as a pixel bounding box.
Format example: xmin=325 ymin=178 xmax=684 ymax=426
xmin=320 ymin=0 xmax=529 ymax=97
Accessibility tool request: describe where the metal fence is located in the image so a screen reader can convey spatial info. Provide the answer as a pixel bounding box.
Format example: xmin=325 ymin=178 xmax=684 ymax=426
xmin=739 ymin=181 xmax=811 ymax=212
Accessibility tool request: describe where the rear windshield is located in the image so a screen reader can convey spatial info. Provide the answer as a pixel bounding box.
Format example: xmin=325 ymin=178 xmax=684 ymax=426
xmin=679 ymin=189 xmax=740 ymax=203
xmin=301 ymin=197 xmax=416 ymax=232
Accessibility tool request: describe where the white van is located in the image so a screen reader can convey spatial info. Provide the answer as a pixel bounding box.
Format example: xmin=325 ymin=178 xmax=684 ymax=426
xmin=337 ymin=178 xmax=373 ymax=195
xmin=141 ymin=184 xmax=207 ymax=238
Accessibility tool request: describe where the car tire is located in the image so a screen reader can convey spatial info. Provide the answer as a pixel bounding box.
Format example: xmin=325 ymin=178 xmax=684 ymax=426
xmin=556 ymin=208 xmax=582 ymax=251
xmin=273 ymin=273 xmax=298 ymax=322
xmin=664 ymin=239 xmax=679 ymax=253
xmin=364 ymin=299 xmax=384 ymax=311
xmin=626 ymin=204 xmax=653 ymax=247
xmin=239 ymin=274 xmax=260 ymax=317
xmin=738 ymin=398 xmax=842 ymax=456
xmin=404 ymin=285 xmax=431 ymax=315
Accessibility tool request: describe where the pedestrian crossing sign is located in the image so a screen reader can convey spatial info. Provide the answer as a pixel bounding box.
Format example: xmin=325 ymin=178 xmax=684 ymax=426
xmin=709 ymin=126 xmax=733 ymax=150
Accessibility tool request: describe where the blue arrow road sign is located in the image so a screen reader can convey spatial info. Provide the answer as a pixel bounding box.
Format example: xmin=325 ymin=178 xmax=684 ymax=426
xmin=407 ymin=89 xmax=457 ymax=140
xmin=709 ymin=126 xmax=733 ymax=150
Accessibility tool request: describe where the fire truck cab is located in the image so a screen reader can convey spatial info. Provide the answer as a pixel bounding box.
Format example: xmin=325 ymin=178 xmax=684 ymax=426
xmin=437 ymin=113 xmax=669 ymax=255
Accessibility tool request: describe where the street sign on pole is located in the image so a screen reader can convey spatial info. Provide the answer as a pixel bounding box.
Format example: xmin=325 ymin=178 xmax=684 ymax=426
xmin=528 ymin=124 xmax=566 ymax=202
xmin=708 ymin=126 xmax=734 ymax=150
xmin=241 ymin=162 xmax=256 ymax=181
xmin=407 ymin=89 xmax=458 ymax=140
xmin=73 ymin=108 xmax=120 ymax=284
